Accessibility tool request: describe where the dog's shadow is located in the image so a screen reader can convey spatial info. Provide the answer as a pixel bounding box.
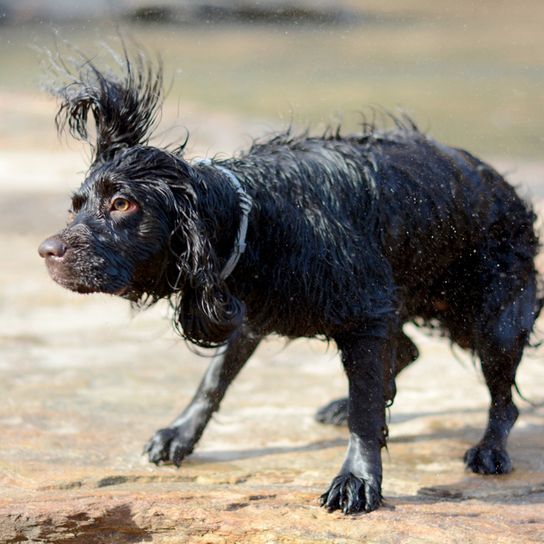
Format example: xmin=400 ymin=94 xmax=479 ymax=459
xmin=190 ymin=437 xmax=347 ymax=463
xmin=192 ymin=404 xmax=543 ymax=460
xmin=186 ymin=405 xmax=544 ymax=506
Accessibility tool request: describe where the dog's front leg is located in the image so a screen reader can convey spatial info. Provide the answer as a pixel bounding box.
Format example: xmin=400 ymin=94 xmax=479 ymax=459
xmin=145 ymin=328 xmax=262 ymax=466
xmin=321 ymin=333 xmax=388 ymax=514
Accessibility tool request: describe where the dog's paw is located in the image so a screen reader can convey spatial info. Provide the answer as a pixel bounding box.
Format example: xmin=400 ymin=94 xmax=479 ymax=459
xmin=464 ymin=445 xmax=512 ymax=474
xmin=314 ymin=397 xmax=348 ymax=426
xmin=143 ymin=426 xmax=194 ymax=467
xmin=320 ymin=473 xmax=381 ymax=514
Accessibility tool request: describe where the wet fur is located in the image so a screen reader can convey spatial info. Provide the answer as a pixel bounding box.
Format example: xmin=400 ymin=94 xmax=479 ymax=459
xmin=41 ymin=51 xmax=542 ymax=514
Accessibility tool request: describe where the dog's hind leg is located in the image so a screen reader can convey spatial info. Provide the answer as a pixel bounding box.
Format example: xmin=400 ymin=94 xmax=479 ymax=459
xmin=315 ymin=329 xmax=419 ymax=426
xmin=144 ymin=328 xmax=261 ymax=466
xmin=320 ymin=331 xmax=392 ymax=514
xmin=464 ymin=274 xmax=541 ymax=474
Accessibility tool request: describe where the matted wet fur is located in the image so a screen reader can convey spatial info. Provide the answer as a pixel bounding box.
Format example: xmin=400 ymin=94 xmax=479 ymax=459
xmin=39 ymin=50 xmax=542 ymax=514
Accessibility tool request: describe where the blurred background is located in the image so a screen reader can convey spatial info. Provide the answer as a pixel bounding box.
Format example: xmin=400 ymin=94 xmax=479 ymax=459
xmin=1 ymin=2 xmax=544 ymax=540
xmin=1 ymin=0 xmax=543 ymax=234
xmin=1 ymin=0 xmax=544 ymax=154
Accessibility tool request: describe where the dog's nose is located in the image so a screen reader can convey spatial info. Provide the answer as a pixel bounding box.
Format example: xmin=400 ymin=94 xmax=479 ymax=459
xmin=38 ymin=237 xmax=68 ymax=259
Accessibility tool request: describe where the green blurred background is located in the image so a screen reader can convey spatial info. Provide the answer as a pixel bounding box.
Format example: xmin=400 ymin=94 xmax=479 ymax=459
xmin=0 ymin=0 xmax=542 ymax=160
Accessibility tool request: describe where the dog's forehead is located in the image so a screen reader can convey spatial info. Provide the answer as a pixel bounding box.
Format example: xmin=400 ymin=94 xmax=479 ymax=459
xmin=70 ymin=176 xmax=111 ymax=212
xmin=76 ymin=168 xmax=121 ymax=198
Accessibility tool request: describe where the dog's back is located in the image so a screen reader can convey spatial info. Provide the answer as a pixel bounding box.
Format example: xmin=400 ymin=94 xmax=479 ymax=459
xmin=225 ymin=128 xmax=540 ymax=344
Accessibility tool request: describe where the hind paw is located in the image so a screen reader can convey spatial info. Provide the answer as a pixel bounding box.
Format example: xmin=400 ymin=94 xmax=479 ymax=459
xmin=315 ymin=398 xmax=348 ymax=426
xmin=464 ymin=445 xmax=512 ymax=474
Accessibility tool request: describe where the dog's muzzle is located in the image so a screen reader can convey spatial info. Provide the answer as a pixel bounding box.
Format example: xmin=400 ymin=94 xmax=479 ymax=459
xmin=38 ymin=235 xmax=71 ymax=285
xmin=38 ymin=235 xmax=91 ymax=293
xmin=38 ymin=236 xmax=68 ymax=259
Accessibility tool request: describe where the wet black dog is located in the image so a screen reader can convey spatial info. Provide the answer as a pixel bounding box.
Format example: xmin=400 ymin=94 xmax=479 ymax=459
xmin=39 ymin=53 xmax=542 ymax=514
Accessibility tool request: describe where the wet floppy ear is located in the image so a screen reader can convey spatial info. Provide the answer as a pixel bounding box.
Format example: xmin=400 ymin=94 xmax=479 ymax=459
xmin=178 ymin=275 xmax=245 ymax=348
xmin=50 ymin=46 xmax=163 ymax=162
xmin=170 ymin=203 xmax=245 ymax=348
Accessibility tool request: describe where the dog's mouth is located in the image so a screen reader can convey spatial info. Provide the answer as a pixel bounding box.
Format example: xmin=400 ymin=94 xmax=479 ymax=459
xmin=46 ymin=261 xmax=132 ymax=297
xmin=40 ymin=244 xmax=132 ymax=298
xmin=44 ymin=258 xmax=100 ymax=294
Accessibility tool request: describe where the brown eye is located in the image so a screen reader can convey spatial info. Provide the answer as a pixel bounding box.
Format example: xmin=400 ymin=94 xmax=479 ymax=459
xmin=111 ymin=198 xmax=134 ymax=213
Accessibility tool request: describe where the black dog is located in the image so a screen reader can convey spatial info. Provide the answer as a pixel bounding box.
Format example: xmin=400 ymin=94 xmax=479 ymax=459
xmin=39 ymin=53 xmax=542 ymax=514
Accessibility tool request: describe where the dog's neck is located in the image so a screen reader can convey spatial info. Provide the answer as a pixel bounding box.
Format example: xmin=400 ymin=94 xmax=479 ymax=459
xmin=192 ymin=159 xmax=252 ymax=280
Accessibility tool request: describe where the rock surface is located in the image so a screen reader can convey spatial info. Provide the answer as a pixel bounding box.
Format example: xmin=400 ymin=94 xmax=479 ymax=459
xmin=0 ymin=105 xmax=543 ymax=542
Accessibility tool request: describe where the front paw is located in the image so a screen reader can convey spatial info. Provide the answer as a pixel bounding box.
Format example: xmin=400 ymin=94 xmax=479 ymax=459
xmin=144 ymin=426 xmax=195 ymax=466
xmin=464 ymin=445 xmax=512 ymax=474
xmin=320 ymin=473 xmax=382 ymax=514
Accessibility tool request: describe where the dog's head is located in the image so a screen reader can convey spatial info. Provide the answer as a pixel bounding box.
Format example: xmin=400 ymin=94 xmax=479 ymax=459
xmin=39 ymin=50 xmax=244 ymax=347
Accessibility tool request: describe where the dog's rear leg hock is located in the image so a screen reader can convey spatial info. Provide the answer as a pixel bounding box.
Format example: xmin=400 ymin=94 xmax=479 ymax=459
xmin=321 ymin=333 xmax=388 ymax=514
xmin=144 ymin=328 xmax=261 ymax=466
xmin=465 ymin=278 xmax=538 ymax=474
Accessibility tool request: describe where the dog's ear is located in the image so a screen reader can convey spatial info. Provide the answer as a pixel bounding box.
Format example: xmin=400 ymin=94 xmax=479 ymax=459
xmin=177 ymin=280 xmax=245 ymax=348
xmin=166 ymin=189 xmax=245 ymax=348
xmin=51 ymin=47 xmax=163 ymax=162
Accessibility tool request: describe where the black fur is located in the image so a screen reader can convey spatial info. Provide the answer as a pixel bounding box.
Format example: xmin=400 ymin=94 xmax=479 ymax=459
xmin=39 ymin=52 xmax=542 ymax=515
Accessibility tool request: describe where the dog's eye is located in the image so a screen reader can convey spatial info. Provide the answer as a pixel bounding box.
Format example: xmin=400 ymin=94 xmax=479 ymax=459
xmin=110 ymin=198 xmax=135 ymax=213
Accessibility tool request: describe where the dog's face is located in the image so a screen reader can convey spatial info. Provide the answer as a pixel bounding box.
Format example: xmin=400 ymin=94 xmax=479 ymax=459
xmin=39 ymin=147 xmax=183 ymax=300
xmin=39 ymin=50 xmax=244 ymax=346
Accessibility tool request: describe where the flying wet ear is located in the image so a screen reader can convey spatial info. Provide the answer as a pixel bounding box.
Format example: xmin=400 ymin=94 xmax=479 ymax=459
xmin=51 ymin=46 xmax=163 ymax=163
